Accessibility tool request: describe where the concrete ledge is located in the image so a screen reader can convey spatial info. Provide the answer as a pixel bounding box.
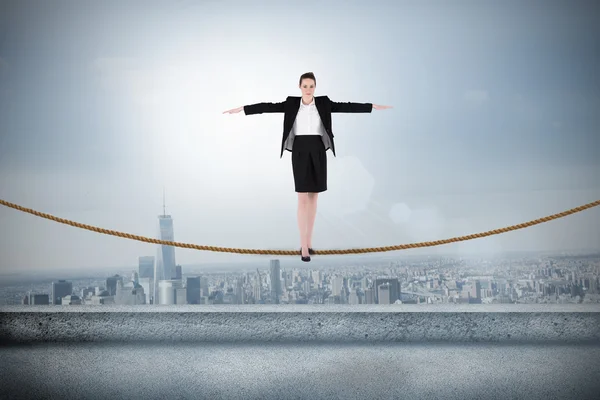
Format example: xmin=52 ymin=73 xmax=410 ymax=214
xmin=1 ymin=304 xmax=599 ymax=344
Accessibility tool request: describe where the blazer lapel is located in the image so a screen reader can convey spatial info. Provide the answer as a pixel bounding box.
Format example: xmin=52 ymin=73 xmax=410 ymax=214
xmin=315 ymin=97 xmax=332 ymax=135
xmin=284 ymin=97 xmax=301 ymax=133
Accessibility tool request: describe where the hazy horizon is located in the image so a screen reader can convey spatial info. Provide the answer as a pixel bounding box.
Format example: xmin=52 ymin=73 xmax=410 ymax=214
xmin=1 ymin=0 xmax=599 ymax=272
xmin=1 ymin=248 xmax=598 ymax=279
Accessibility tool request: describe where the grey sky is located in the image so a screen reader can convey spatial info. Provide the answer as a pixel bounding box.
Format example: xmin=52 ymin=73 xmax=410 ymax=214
xmin=0 ymin=0 xmax=599 ymax=271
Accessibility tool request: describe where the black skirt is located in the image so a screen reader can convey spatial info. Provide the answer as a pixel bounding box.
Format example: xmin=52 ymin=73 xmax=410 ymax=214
xmin=291 ymin=135 xmax=327 ymax=193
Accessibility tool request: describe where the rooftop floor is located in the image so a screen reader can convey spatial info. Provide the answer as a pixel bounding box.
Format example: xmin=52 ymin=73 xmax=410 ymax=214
xmin=2 ymin=341 xmax=599 ymax=399
xmin=2 ymin=304 xmax=599 ymax=399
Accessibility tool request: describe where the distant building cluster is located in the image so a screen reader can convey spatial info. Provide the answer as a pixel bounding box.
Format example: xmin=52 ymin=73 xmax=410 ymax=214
xmin=15 ymin=255 xmax=600 ymax=307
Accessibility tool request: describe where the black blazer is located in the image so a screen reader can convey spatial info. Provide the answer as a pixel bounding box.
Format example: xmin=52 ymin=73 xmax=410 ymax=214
xmin=243 ymin=95 xmax=373 ymax=158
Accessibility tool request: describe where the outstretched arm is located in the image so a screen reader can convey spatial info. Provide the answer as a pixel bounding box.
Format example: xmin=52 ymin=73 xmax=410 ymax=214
xmin=330 ymin=98 xmax=373 ymax=113
xmin=223 ymin=101 xmax=285 ymax=115
xmin=243 ymin=101 xmax=285 ymax=115
xmin=328 ymin=97 xmax=392 ymax=113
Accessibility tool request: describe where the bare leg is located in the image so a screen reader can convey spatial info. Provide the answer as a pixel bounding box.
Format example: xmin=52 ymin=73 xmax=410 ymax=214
xmin=297 ymin=193 xmax=309 ymax=257
xmin=306 ymin=192 xmax=319 ymax=249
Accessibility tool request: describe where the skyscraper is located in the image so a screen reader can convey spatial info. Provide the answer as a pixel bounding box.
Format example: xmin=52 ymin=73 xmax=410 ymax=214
xmin=154 ymin=191 xmax=177 ymax=303
xmin=374 ymin=277 xmax=400 ymax=304
xmin=332 ymin=276 xmax=344 ymax=297
xmin=186 ymin=276 xmax=201 ymax=304
xmin=106 ymin=275 xmax=123 ymax=296
xmin=158 ymin=280 xmax=182 ymax=305
xmin=270 ymin=260 xmax=281 ymax=304
xmin=51 ymin=280 xmax=72 ymax=305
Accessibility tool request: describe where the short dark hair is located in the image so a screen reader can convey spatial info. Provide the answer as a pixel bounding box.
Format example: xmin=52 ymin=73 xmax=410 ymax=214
xmin=299 ymin=72 xmax=316 ymax=86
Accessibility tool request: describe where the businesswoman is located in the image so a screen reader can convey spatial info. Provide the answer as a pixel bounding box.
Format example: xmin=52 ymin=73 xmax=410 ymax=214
xmin=223 ymin=72 xmax=392 ymax=262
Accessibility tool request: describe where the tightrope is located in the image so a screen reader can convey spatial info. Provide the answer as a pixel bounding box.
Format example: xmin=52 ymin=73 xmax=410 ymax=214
xmin=1 ymin=198 xmax=599 ymax=255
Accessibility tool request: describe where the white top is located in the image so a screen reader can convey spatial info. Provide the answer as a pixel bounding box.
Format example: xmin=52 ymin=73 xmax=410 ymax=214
xmin=291 ymin=97 xmax=325 ymax=136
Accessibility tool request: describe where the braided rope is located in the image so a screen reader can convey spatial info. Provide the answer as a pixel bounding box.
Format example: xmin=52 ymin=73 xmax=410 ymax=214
xmin=1 ymin=198 xmax=598 ymax=256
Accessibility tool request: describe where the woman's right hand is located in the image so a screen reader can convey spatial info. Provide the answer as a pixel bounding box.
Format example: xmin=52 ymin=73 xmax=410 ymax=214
xmin=222 ymin=106 xmax=243 ymax=114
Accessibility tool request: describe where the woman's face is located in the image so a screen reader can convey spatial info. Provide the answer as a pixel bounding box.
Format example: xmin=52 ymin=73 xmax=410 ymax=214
xmin=299 ymin=79 xmax=315 ymax=97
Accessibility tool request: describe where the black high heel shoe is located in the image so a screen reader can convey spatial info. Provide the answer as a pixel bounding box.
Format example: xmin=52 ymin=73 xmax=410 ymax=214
xmin=300 ymin=248 xmax=311 ymax=262
xmin=308 ymin=248 xmax=315 ymax=255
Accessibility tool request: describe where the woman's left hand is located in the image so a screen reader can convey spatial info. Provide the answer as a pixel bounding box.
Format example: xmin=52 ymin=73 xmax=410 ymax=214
xmin=373 ymin=104 xmax=393 ymax=110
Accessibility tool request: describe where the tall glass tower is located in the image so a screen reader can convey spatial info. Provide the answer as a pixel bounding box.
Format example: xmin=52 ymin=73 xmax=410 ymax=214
xmin=153 ymin=190 xmax=177 ymax=303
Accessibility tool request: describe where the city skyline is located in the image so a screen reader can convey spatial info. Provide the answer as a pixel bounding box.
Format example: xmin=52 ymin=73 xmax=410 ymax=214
xmin=3 ymin=250 xmax=599 ymax=306
xmin=1 ymin=0 xmax=599 ymax=272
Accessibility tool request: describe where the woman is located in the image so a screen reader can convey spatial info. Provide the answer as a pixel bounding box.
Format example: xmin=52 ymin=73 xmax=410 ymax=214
xmin=223 ymin=72 xmax=392 ymax=262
